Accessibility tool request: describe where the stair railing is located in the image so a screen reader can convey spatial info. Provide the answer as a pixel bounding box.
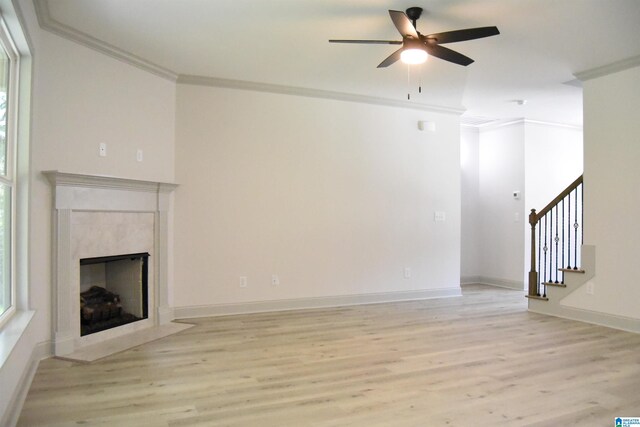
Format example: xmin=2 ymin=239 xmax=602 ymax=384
xmin=528 ymin=175 xmax=583 ymax=299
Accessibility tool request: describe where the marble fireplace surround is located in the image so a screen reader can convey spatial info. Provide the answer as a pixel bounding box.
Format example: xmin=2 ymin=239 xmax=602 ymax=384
xmin=45 ymin=171 xmax=180 ymax=358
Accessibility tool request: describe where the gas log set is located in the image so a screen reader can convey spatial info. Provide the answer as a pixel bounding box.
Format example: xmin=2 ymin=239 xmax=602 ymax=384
xmin=80 ymin=286 xmax=141 ymax=336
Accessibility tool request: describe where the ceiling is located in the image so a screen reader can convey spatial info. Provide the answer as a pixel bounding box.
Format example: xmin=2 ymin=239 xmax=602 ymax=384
xmin=38 ymin=0 xmax=640 ymax=127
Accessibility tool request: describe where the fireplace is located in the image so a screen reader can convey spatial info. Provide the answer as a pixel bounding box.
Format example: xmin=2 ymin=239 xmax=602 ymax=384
xmin=45 ymin=171 xmax=178 ymax=357
xmin=80 ymin=252 xmax=149 ymax=336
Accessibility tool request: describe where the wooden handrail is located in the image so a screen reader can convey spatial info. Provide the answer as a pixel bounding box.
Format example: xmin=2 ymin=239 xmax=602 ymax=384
xmin=533 ymin=175 xmax=583 ymax=223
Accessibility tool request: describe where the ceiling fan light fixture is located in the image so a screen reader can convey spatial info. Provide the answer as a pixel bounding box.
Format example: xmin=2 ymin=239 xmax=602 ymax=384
xmin=401 ymin=48 xmax=428 ymax=65
xmin=329 ymin=8 xmax=499 ymax=68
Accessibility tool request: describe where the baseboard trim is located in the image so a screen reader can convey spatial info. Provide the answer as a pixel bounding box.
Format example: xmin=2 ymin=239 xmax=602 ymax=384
xmin=460 ymin=275 xmax=481 ymax=285
xmin=472 ymin=276 xmax=524 ymax=291
xmin=175 ymin=287 xmax=462 ymax=319
xmin=2 ymin=340 xmax=52 ymax=427
xmin=529 ymin=304 xmax=640 ymax=334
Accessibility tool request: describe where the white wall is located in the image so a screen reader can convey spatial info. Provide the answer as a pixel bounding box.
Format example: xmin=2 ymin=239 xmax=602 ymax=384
xmin=561 ymin=65 xmax=640 ymax=319
xmin=524 ymin=123 xmax=583 ymax=213
xmin=460 ymin=127 xmax=480 ymax=281
xmin=477 ymin=123 xmax=525 ymax=287
xmin=174 ymin=84 xmax=461 ymax=310
xmin=1 ymin=0 xmax=176 ymax=423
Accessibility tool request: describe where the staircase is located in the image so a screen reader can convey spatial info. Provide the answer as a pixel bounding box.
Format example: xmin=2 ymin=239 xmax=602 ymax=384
xmin=526 ymin=175 xmax=594 ymax=314
xmin=527 ymin=245 xmax=595 ymax=316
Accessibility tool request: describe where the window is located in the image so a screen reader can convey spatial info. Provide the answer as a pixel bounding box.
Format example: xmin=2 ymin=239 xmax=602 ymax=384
xmin=0 ymin=17 xmax=17 ymax=325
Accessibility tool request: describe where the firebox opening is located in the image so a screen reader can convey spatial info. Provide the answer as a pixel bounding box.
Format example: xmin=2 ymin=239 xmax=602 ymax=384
xmin=79 ymin=252 xmax=149 ymax=336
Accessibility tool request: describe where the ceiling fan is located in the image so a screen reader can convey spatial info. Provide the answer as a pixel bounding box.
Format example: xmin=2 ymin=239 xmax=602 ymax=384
xmin=329 ymin=7 xmax=499 ymax=68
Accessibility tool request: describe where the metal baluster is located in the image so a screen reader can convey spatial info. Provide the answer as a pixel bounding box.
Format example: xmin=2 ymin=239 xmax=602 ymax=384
xmin=561 ymin=198 xmax=565 ymax=283
xmin=546 ymin=209 xmax=553 ymax=283
xmin=543 ymin=214 xmax=548 ymax=297
xmin=554 ymin=204 xmax=559 ymax=283
xmin=581 ymin=183 xmax=584 ymax=247
xmin=567 ymin=188 xmax=572 ymax=269
xmin=574 ymin=188 xmax=579 ymax=269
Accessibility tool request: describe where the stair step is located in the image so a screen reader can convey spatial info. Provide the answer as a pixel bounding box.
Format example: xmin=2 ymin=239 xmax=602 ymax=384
xmin=526 ymin=294 xmax=549 ymax=301
xmin=559 ymin=268 xmax=585 ymax=273
xmin=543 ymin=282 xmax=566 ymax=288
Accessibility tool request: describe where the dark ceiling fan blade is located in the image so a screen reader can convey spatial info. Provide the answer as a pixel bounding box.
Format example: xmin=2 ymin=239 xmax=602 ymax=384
xmin=329 ymin=39 xmax=403 ymax=45
xmin=424 ymin=26 xmax=500 ymax=44
xmin=389 ymin=10 xmax=418 ymax=38
xmin=377 ymin=47 xmax=404 ymax=68
xmin=423 ymin=43 xmax=474 ymax=66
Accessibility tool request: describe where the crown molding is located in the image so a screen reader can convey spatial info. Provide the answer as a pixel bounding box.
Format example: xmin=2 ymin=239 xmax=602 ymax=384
xmin=33 ymin=0 xmax=177 ymax=81
xmin=470 ymin=118 xmax=582 ymax=131
xmin=523 ymin=119 xmax=582 ymax=131
xmin=485 ymin=118 xmax=525 ymax=130
xmin=460 ymin=116 xmax=500 ymax=128
xmin=475 ymin=118 xmax=524 ymax=131
xmin=177 ymin=74 xmax=464 ymax=115
xmin=574 ymin=55 xmax=640 ymax=82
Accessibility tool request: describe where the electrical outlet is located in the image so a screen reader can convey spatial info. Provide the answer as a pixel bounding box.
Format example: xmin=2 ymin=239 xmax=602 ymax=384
xmin=586 ymin=282 xmax=594 ymax=295
xmin=239 ymin=276 xmax=247 ymax=288
xmin=404 ymin=267 xmax=411 ymax=279
xmin=136 ymin=149 xmax=143 ymax=162
xmin=271 ymin=274 xmax=279 ymax=286
xmin=99 ymin=143 xmax=107 ymax=157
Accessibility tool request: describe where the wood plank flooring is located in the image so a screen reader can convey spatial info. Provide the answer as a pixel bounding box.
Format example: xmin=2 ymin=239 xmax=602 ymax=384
xmin=18 ymin=285 xmax=640 ymax=426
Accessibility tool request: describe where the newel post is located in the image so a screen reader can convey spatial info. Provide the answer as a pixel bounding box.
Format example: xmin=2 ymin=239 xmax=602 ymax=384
xmin=528 ymin=209 xmax=539 ymax=296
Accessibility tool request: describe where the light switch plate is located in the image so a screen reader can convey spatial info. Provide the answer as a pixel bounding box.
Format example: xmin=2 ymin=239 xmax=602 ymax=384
xmin=434 ymin=211 xmax=446 ymax=222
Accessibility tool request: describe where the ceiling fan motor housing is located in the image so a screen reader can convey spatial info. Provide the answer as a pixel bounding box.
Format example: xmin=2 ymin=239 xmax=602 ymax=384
xmin=405 ymin=7 xmax=423 ymax=26
xmin=404 ymin=37 xmax=424 ymax=50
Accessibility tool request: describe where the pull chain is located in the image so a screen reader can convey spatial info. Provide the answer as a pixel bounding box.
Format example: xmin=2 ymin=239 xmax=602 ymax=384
xmin=418 ymin=63 xmax=422 ymax=94
xmin=407 ymin=64 xmax=411 ymax=100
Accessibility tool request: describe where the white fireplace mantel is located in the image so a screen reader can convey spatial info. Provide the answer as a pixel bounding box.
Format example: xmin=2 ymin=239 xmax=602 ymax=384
xmin=44 ymin=171 xmax=178 ymax=357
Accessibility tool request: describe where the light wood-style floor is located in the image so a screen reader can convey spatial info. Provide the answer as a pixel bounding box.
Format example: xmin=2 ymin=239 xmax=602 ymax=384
xmin=18 ymin=285 xmax=640 ymax=426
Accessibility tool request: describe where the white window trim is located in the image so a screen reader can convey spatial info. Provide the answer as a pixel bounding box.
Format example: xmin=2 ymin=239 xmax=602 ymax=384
xmin=0 ymin=0 xmax=33 ymax=334
xmin=0 ymin=13 xmax=19 ymax=329
xmin=0 ymin=9 xmax=34 ymax=425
